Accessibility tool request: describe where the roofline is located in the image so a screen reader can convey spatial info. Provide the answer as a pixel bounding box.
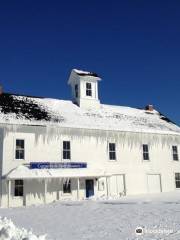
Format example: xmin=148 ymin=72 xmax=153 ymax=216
xmin=1 ymin=122 xmax=180 ymax=137
xmin=68 ymin=69 xmax=101 ymax=85
xmin=3 ymin=92 xmax=45 ymax=99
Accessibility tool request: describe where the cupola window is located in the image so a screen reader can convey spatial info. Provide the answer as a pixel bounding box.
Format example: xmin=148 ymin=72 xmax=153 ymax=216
xmin=86 ymin=83 xmax=92 ymax=97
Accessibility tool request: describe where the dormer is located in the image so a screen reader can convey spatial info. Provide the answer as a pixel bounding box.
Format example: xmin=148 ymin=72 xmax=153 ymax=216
xmin=68 ymin=69 xmax=101 ymax=109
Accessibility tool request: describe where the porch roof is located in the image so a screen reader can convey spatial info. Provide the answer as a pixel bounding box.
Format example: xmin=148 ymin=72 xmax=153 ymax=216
xmin=5 ymin=165 xmax=108 ymax=180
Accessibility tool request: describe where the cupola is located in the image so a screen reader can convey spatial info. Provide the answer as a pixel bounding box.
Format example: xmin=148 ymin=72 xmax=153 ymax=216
xmin=68 ymin=69 xmax=101 ymax=109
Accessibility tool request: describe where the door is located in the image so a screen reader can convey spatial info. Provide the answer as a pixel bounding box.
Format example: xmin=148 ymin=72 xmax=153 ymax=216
xmin=147 ymin=174 xmax=161 ymax=193
xmin=86 ymin=179 xmax=94 ymax=198
xmin=109 ymin=175 xmax=125 ymax=197
xmin=109 ymin=176 xmax=117 ymax=196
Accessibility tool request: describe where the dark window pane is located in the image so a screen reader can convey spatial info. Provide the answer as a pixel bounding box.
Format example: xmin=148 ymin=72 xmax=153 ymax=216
xmin=86 ymin=83 xmax=92 ymax=90
xmin=109 ymin=152 xmax=116 ymax=160
xmin=173 ymin=146 xmax=178 ymax=153
xmin=173 ymin=154 xmax=179 ymax=161
xmin=143 ymin=153 xmax=149 ymax=160
xmin=109 ymin=143 xmax=115 ymax=151
xmin=16 ymin=140 xmax=24 ymax=148
xmin=66 ymin=142 xmax=70 ymax=149
xmin=176 ymin=181 xmax=180 ymax=188
xmin=86 ymin=90 xmax=92 ymax=96
xmin=176 ymin=180 xmax=180 ymax=188
xmin=175 ymin=173 xmax=180 ymax=180
xmin=67 ymin=151 xmax=71 ymax=159
xmin=143 ymin=144 xmax=148 ymax=152
xmin=16 ymin=150 xmax=19 ymax=159
xmin=63 ymin=150 xmax=71 ymax=160
xmin=63 ymin=141 xmax=70 ymax=150
xmin=63 ymin=151 xmax=67 ymax=159
xmin=86 ymin=83 xmax=92 ymax=96
xmin=75 ymin=84 xmax=78 ymax=98
xmin=15 ymin=150 xmax=24 ymax=159
xmin=20 ymin=150 xmax=24 ymax=159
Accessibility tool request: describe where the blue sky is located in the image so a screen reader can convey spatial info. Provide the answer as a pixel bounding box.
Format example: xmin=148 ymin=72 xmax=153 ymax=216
xmin=0 ymin=1 xmax=179 ymax=124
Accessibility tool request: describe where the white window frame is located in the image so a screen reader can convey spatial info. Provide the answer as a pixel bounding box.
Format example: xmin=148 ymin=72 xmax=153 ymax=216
xmin=15 ymin=139 xmax=25 ymax=160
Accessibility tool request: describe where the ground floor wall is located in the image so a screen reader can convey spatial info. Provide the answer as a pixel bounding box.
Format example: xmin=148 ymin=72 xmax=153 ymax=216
xmin=0 ymin=169 xmax=179 ymax=208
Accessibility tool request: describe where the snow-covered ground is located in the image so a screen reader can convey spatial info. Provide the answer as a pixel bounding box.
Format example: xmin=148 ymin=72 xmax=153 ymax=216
xmin=1 ymin=192 xmax=180 ymax=240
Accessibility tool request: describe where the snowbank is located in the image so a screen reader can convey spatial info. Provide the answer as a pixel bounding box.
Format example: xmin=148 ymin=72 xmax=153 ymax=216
xmin=0 ymin=217 xmax=46 ymax=240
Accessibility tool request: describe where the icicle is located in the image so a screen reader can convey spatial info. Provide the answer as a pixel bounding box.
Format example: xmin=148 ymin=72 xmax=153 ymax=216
xmin=2 ymin=123 xmax=180 ymax=148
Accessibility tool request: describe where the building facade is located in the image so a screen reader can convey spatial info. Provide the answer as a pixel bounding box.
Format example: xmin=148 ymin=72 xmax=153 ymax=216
xmin=0 ymin=69 xmax=180 ymax=207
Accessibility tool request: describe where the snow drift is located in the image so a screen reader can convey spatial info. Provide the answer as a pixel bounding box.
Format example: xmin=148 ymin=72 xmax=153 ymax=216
xmin=0 ymin=217 xmax=46 ymax=240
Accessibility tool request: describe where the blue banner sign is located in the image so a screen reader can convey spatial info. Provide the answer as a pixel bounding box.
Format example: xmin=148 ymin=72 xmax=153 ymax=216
xmin=30 ymin=162 xmax=87 ymax=169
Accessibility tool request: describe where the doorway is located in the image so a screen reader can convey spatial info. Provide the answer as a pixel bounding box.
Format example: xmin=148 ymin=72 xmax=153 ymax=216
xmin=85 ymin=179 xmax=94 ymax=198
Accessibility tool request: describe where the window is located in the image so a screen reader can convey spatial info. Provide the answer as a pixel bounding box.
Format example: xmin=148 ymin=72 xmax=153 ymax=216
xmin=14 ymin=180 xmax=24 ymax=197
xmin=75 ymin=84 xmax=78 ymax=98
xmin=175 ymin=173 xmax=180 ymax=188
xmin=63 ymin=179 xmax=71 ymax=194
xmin=143 ymin=144 xmax=149 ymax=160
xmin=63 ymin=141 xmax=71 ymax=160
xmin=86 ymin=83 xmax=92 ymax=96
xmin=15 ymin=139 xmax=25 ymax=160
xmin=172 ymin=146 xmax=179 ymax=161
xmin=109 ymin=143 xmax=116 ymax=160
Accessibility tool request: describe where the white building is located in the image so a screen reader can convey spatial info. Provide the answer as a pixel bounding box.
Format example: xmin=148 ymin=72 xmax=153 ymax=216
xmin=0 ymin=69 xmax=180 ymax=207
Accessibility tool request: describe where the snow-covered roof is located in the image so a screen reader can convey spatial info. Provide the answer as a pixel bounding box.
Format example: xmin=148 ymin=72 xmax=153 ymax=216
xmin=73 ymin=69 xmax=101 ymax=78
xmin=0 ymin=92 xmax=179 ymax=135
